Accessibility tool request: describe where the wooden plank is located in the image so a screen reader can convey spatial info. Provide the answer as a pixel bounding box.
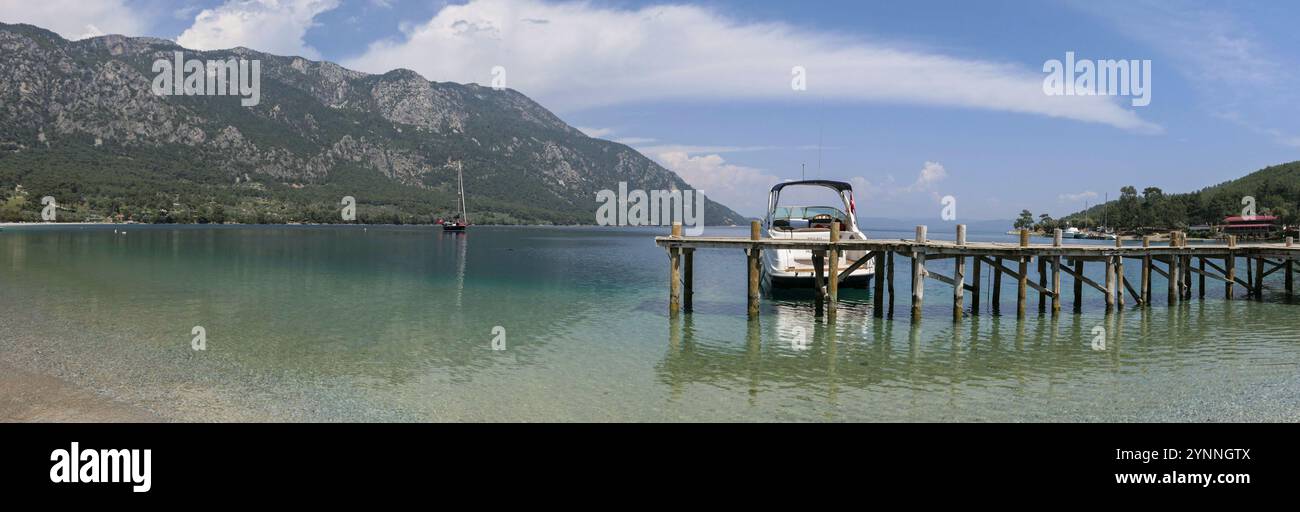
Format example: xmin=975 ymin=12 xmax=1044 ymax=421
xmin=1261 ymin=258 xmax=1285 ymax=279
xmin=1149 ymin=258 xmax=1170 ymax=279
xmin=1060 ymin=260 xmax=1107 ymax=294
xmin=925 ymin=269 xmax=977 ymax=291
xmin=1187 ymin=264 xmax=1233 ymax=284
xmin=838 ymin=251 xmax=873 ymax=282
xmin=652 ymin=236 xmax=1300 ymax=257
xmin=1123 ymin=274 xmax=1142 ymax=304
xmin=971 ymin=252 xmax=982 ymax=315
xmin=979 ymin=256 xmax=1058 ymax=296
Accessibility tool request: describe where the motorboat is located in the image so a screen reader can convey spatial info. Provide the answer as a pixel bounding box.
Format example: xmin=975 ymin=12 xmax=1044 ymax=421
xmin=761 ymin=180 xmax=874 ymax=291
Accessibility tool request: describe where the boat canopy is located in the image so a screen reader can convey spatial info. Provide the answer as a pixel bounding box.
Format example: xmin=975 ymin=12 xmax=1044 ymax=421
xmin=769 ymin=180 xmax=854 ymax=193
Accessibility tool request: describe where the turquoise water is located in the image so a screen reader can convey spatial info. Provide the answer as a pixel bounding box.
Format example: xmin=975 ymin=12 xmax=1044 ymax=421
xmin=2 ymin=224 xmax=1298 ymax=422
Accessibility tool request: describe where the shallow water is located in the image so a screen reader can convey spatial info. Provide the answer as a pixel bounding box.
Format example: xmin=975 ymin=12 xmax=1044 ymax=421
xmin=1 ymin=224 xmax=1297 ymax=421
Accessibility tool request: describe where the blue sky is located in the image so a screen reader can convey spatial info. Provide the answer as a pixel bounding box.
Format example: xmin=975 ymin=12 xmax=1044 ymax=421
xmin=2 ymin=0 xmax=1297 ymax=219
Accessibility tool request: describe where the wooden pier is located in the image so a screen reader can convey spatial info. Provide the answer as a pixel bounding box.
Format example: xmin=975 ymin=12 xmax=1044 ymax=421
xmin=655 ymin=222 xmax=1300 ymax=321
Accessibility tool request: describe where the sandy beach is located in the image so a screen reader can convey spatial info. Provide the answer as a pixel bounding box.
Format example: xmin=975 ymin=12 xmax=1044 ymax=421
xmin=0 ymin=362 xmax=161 ymax=423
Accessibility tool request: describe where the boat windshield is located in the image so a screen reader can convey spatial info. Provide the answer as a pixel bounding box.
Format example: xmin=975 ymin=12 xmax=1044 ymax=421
xmin=770 ymin=205 xmax=849 ymax=231
xmin=773 ymin=206 xmax=847 ymax=220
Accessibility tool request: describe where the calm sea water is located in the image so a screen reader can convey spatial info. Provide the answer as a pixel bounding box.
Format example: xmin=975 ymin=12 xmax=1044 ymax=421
xmin=2 ymin=224 xmax=1298 ymax=422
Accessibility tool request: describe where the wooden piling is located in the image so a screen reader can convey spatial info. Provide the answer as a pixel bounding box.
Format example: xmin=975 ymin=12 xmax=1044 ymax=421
xmin=652 ymin=225 xmax=1300 ymax=324
xmin=812 ymin=252 xmax=826 ymax=316
xmin=912 ymin=226 xmax=927 ymax=321
xmin=872 ymin=250 xmax=886 ymax=317
xmin=1246 ymin=257 xmax=1253 ymax=298
xmin=1254 ymin=256 xmax=1264 ymax=300
xmin=886 ymin=251 xmax=895 ymax=318
xmin=1037 ymin=257 xmax=1047 ymax=315
xmin=1290 ymin=238 xmax=1296 ymax=297
xmin=1198 ymin=257 xmax=1205 ymax=299
xmin=1225 ymin=257 xmax=1235 ymax=300
xmin=1141 ymin=236 xmax=1152 ymax=306
xmin=683 ymin=248 xmax=694 ymax=311
xmin=1114 ymin=237 xmax=1125 ymax=309
xmin=669 ymin=222 xmax=682 ymax=316
xmin=971 ymin=250 xmax=982 ymax=315
xmin=1073 ymin=259 xmax=1084 ymax=313
xmin=747 ymin=220 xmax=760 ymax=317
xmin=1167 ymin=232 xmax=1178 ymax=305
xmin=1051 ymin=229 xmax=1062 ymax=316
xmin=992 ymin=256 xmax=1003 ymax=314
xmin=1105 ymin=256 xmax=1116 ymax=311
xmin=827 ymin=222 xmax=839 ymax=318
xmin=954 ymin=224 xmax=966 ymax=321
xmin=1017 ymin=229 xmax=1029 ymax=319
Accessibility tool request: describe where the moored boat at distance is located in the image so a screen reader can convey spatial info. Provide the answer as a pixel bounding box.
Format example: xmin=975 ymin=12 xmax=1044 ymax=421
xmin=438 ymin=160 xmax=470 ymax=233
xmin=760 ymin=180 xmax=874 ymax=291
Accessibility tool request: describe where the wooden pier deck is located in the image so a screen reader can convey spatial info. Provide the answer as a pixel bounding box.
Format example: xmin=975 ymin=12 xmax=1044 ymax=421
xmin=655 ymin=221 xmax=1300 ymax=321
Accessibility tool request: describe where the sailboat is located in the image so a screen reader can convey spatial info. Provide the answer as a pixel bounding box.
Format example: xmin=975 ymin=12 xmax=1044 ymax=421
xmin=438 ymin=160 xmax=469 ymax=232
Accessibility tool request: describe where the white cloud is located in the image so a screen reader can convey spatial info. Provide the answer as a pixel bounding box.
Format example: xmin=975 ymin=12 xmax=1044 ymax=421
xmin=1076 ymin=1 xmax=1292 ymax=144
xmin=906 ymin=161 xmax=947 ymax=192
xmin=343 ymin=0 xmax=1158 ymax=133
xmin=0 ymin=0 xmax=150 ymax=40
xmin=654 ymin=151 xmax=781 ymax=216
xmin=1058 ymin=190 xmax=1098 ymax=202
xmin=176 ymin=0 xmax=340 ymax=59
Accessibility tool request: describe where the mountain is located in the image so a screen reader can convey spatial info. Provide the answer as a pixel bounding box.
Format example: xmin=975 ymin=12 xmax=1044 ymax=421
xmin=0 ymin=22 xmax=744 ymax=225
xmin=1058 ymin=161 xmax=1300 ymax=231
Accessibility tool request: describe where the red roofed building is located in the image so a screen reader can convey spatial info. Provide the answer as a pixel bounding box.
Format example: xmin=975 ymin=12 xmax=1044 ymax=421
xmin=1221 ymin=215 xmax=1279 ymax=237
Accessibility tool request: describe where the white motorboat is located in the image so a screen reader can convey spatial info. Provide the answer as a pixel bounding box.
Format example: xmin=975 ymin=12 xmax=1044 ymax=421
xmin=761 ymin=180 xmax=874 ymax=291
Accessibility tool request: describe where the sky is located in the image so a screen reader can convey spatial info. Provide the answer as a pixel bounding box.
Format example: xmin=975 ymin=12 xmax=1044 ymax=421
xmin=1 ymin=0 xmax=1297 ymax=220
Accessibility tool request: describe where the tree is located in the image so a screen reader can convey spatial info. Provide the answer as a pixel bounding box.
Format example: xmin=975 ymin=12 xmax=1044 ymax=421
xmin=1014 ymin=209 xmax=1034 ymax=229
xmin=0 ymin=194 xmax=28 ymax=222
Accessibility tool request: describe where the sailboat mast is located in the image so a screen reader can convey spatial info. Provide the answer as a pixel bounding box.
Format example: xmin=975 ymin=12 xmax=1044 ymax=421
xmin=458 ymin=160 xmax=468 ymax=224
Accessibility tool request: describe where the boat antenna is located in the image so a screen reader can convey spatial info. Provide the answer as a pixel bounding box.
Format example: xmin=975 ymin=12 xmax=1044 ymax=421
xmin=817 ymin=124 xmax=823 ymax=175
xmin=801 ymin=162 xmax=806 ymax=181
xmin=817 ymin=93 xmax=825 ymax=175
